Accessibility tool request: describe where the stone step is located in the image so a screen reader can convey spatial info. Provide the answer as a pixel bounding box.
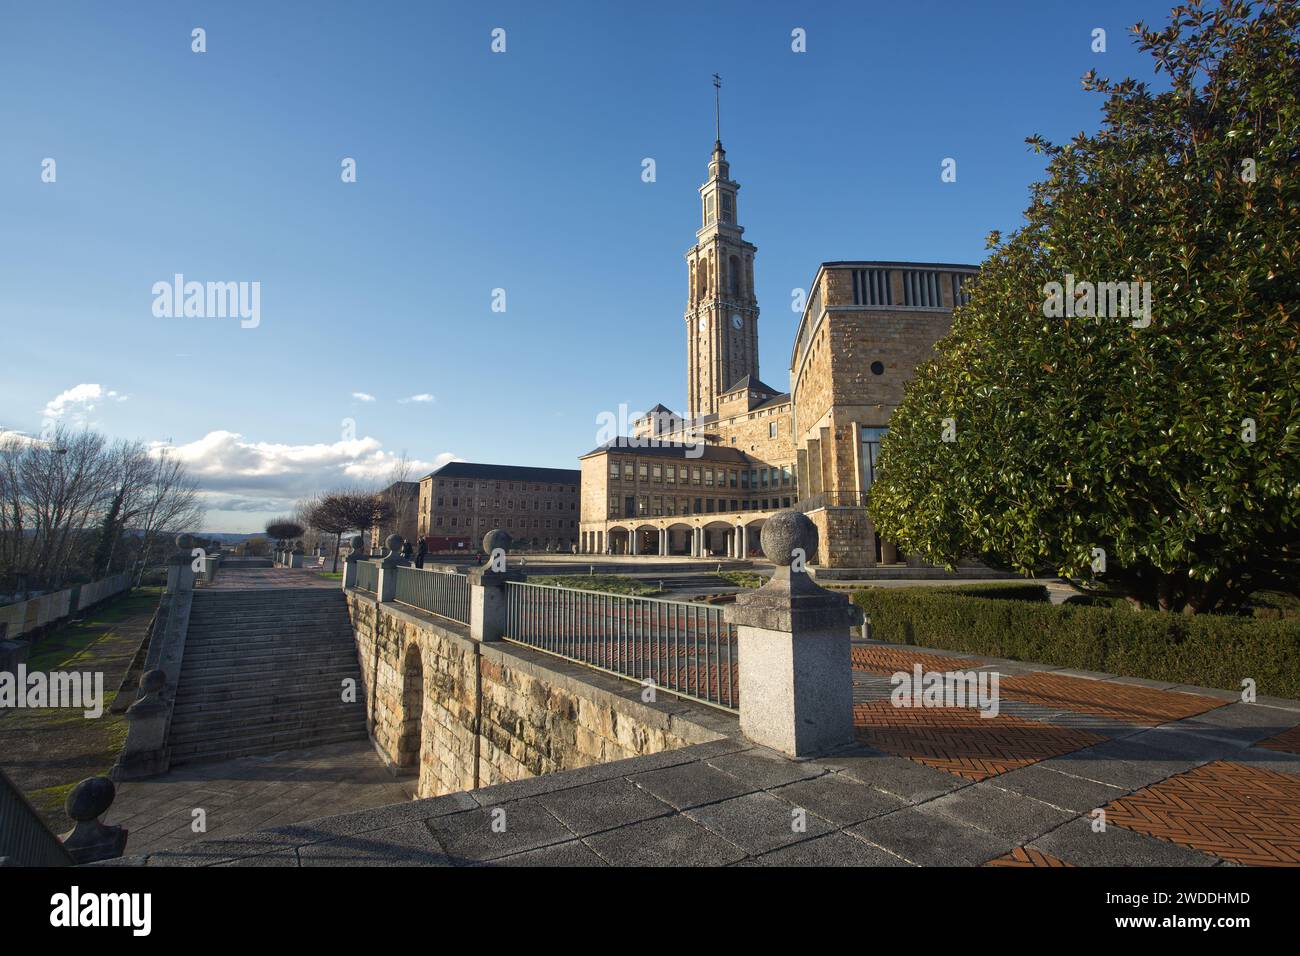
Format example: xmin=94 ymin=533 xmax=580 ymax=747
xmin=172 ymin=671 xmax=362 ymax=701
xmin=169 ymin=706 xmax=366 ymax=744
xmin=185 ymin=616 xmax=351 ymax=632
xmin=171 ymin=681 xmax=362 ymax=711
xmin=177 ymin=660 xmax=359 ymax=684
xmin=181 ymin=636 xmax=356 ymax=658
xmin=168 ymin=727 xmax=370 ymax=765
xmin=178 ymin=665 xmax=360 ymax=690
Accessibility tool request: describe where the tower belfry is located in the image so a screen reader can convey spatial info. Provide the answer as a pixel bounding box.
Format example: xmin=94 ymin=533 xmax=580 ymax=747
xmin=684 ymin=76 xmax=760 ymax=420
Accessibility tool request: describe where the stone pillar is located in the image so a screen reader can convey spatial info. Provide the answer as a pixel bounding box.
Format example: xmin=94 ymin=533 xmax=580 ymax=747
xmin=60 ymin=777 xmax=127 ymax=864
xmin=739 ymin=524 xmax=748 ymax=558
xmin=377 ymin=533 xmax=404 ymax=602
xmin=468 ymin=530 xmax=524 ymax=642
xmin=631 ymin=529 xmax=640 ymax=556
xmin=724 ymin=512 xmax=857 ymax=759
xmin=165 ymin=536 xmax=196 ymax=594
xmin=341 ymin=534 xmax=361 ymax=591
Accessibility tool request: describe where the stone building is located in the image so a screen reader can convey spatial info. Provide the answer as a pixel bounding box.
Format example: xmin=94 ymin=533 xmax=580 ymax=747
xmin=577 ymin=126 xmax=978 ymax=569
xmin=416 ymin=461 xmax=581 ymax=553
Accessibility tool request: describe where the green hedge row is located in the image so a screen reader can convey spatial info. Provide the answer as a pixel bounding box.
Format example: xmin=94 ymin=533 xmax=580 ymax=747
xmin=851 ymin=588 xmax=1300 ymax=699
xmin=929 ymin=583 xmax=1049 ymax=602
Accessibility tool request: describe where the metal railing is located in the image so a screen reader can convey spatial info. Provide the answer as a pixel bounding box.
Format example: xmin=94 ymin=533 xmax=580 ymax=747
xmin=0 ymin=766 xmax=72 ymax=866
xmin=394 ymin=566 xmax=469 ymax=624
xmin=354 ymin=560 xmax=379 ymax=593
xmin=503 ymin=581 xmax=738 ymax=711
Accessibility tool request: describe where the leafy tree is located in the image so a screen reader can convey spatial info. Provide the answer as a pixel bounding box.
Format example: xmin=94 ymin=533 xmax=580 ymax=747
xmin=265 ymin=518 xmax=305 ymax=549
xmin=868 ymin=0 xmax=1300 ymax=613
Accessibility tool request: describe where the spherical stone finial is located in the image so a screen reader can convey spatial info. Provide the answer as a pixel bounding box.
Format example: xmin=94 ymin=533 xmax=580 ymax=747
xmin=761 ymin=511 xmax=816 ymax=567
xmin=483 ymin=529 xmax=510 ymax=555
xmin=175 ymin=533 xmax=194 ymax=550
xmin=385 ymin=534 xmax=403 ymax=553
xmin=66 ymin=776 xmax=115 ymax=823
xmin=139 ymin=670 xmax=166 ymax=695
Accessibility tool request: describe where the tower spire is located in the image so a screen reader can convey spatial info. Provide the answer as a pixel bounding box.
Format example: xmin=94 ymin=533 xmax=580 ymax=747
xmin=712 ymin=73 xmax=721 ymax=144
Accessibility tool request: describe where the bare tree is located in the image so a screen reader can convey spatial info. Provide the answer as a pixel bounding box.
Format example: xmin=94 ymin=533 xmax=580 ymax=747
xmin=306 ymin=488 xmax=393 ymax=572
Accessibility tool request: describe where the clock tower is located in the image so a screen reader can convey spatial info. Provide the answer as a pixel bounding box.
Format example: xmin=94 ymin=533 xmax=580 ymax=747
xmin=685 ymin=93 xmax=759 ymax=420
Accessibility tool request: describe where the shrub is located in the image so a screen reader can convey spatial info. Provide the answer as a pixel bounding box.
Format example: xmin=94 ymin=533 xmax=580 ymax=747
xmin=852 ymin=588 xmax=1300 ymax=699
xmin=930 ymin=583 xmax=1049 ymax=602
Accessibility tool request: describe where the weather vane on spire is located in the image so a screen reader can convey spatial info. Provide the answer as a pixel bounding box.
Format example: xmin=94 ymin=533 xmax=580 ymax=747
xmin=712 ymin=73 xmax=722 ymax=143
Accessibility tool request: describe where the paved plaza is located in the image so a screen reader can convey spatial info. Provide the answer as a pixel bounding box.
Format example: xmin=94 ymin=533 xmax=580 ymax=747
xmin=101 ymin=637 xmax=1300 ymax=867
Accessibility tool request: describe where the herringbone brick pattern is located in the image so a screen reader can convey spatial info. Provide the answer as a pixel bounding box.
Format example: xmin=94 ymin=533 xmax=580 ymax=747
xmin=999 ymin=672 xmax=1225 ymax=725
xmin=1255 ymin=724 xmax=1300 ymax=756
xmin=986 ymin=847 xmax=1074 ymax=867
xmin=851 ymin=646 xmax=980 ymax=676
xmin=853 ymin=701 xmax=1104 ymax=781
xmin=1104 ymin=761 xmax=1300 ymax=867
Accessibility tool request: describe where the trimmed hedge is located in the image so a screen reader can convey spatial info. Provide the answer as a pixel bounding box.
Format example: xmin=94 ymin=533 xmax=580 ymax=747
xmin=930 ymin=583 xmax=1049 ymax=602
xmin=852 ymin=588 xmax=1300 ymax=699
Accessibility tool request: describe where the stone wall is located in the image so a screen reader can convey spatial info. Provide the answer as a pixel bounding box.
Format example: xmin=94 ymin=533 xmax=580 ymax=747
xmin=346 ymin=590 xmax=724 ymax=799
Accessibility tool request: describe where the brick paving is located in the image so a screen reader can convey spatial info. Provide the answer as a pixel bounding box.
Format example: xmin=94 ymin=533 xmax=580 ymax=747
xmin=853 ymin=701 xmax=1105 ymax=781
xmin=851 ymin=646 xmax=981 ymax=676
xmin=999 ymin=672 xmax=1227 ymax=725
xmin=985 ymin=847 xmax=1074 ymax=867
xmin=1256 ymin=724 xmax=1300 ymax=755
xmin=1102 ymin=760 xmax=1300 ymax=867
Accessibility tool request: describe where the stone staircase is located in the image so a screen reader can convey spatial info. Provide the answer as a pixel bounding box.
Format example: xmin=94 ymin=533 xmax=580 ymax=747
xmin=167 ymin=589 xmax=368 ymax=765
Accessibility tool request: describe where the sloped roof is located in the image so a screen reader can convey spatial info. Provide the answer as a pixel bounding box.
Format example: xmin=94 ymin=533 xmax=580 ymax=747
xmin=421 ymin=461 xmax=580 ymax=484
xmin=722 ymin=375 xmax=780 ymax=396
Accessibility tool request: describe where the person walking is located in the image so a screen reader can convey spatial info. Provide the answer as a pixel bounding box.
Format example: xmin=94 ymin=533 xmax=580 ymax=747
xmin=415 ymin=537 xmax=427 ymax=569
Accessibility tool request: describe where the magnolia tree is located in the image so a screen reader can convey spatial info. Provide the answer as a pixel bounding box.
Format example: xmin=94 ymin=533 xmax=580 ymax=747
xmin=868 ymin=0 xmax=1299 ymax=614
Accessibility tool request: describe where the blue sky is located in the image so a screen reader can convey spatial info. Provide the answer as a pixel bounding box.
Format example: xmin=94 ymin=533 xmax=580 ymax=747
xmin=0 ymin=0 xmax=1178 ymax=531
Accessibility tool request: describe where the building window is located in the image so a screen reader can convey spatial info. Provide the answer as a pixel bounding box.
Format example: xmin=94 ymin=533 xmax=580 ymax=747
xmin=862 ymin=427 xmax=888 ymax=492
xmin=952 ymin=272 xmax=972 ymax=307
xmin=903 ymin=271 xmax=942 ymax=308
xmin=609 ymin=462 xmax=619 ymax=479
xmin=769 ymin=422 xmax=777 ymax=439
xmin=722 ymin=194 xmax=734 ymax=225
xmin=852 ymin=268 xmax=893 ymax=306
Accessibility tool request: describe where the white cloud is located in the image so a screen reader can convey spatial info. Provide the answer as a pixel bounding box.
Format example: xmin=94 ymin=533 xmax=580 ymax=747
xmin=163 ymin=430 xmax=455 ymax=515
xmin=352 ymin=392 xmax=376 ymax=402
xmin=399 ymin=393 xmax=435 ymax=404
xmin=42 ymin=383 xmax=127 ymax=423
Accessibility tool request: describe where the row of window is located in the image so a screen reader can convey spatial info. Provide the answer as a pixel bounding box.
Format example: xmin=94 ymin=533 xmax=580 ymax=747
xmin=430 ymin=480 xmax=575 ymax=493
xmin=432 ymin=515 xmax=578 ymax=530
xmin=428 ymin=497 xmax=576 ymax=512
xmin=608 ymin=461 xmax=794 ymax=488
xmin=851 ymin=269 xmax=966 ymax=309
xmin=608 ymin=495 xmax=793 ymax=519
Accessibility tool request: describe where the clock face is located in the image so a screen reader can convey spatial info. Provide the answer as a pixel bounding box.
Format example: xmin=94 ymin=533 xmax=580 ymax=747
xmin=698 ymin=316 xmax=708 ymax=331
xmin=731 ymin=313 xmax=743 ymax=330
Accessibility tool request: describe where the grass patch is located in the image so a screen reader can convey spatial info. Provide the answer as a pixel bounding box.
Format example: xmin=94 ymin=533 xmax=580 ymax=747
xmin=532 ymin=574 xmax=664 ymax=597
xmin=315 ymin=571 xmax=343 ymax=580
xmin=717 ymin=570 xmax=765 ymax=589
xmin=25 ymin=588 xmax=160 ymax=672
